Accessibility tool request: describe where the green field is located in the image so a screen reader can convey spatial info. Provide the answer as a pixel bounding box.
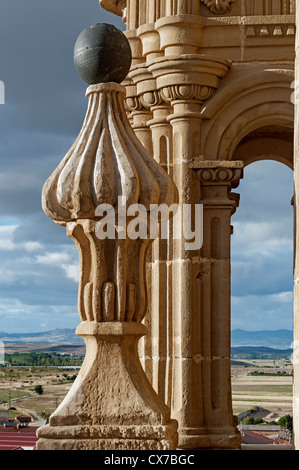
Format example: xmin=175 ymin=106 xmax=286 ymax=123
xmin=0 ymin=388 xmax=31 ymax=403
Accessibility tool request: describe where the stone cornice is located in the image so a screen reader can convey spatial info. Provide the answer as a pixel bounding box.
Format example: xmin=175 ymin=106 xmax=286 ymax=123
xmin=100 ymin=0 xmax=238 ymax=19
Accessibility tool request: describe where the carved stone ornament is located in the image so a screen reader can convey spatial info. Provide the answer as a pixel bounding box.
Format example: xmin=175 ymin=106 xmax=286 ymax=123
xmin=36 ymin=24 xmax=178 ymax=451
xmin=201 ymin=0 xmax=236 ymax=14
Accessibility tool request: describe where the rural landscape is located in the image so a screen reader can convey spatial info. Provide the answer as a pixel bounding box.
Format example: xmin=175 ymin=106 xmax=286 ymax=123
xmin=0 ymin=328 xmax=294 ymax=447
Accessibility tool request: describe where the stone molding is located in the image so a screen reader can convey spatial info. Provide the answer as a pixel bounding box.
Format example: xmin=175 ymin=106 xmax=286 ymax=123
xmin=200 ymin=66 xmax=294 ymax=161
xmin=125 ymin=85 xmax=216 ymax=113
xmin=125 ymin=55 xmax=231 ymax=118
xmin=160 ymin=84 xmax=216 ymax=104
xmin=245 ymin=22 xmax=295 ymax=39
xmin=108 ymin=2 xmax=295 ymax=64
xmin=100 ymin=0 xmax=294 ymax=24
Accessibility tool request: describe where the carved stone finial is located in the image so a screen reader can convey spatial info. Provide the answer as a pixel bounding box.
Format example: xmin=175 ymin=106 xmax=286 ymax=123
xmin=37 ymin=23 xmax=178 ymax=451
xmin=42 ymin=83 xmax=174 ymax=223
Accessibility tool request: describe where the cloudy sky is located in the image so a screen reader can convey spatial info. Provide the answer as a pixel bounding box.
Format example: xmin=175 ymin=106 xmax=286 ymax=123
xmin=231 ymin=161 xmax=293 ymax=332
xmin=0 ymin=1 xmax=294 ymax=334
xmin=0 ymin=0 xmax=123 ymax=333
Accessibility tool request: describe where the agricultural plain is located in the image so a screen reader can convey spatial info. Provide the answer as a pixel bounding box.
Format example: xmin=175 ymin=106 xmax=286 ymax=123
xmin=231 ymin=359 xmax=293 ymax=421
xmin=0 ymin=346 xmax=294 ymax=424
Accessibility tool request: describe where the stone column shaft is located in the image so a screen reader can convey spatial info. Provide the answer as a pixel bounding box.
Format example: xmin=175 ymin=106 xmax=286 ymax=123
xmin=193 ymin=161 xmax=243 ymax=448
xmin=167 ymin=97 xmax=209 ymax=449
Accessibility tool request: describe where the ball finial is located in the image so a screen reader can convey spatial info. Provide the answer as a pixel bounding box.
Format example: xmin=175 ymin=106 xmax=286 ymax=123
xmin=73 ymin=23 xmax=132 ymax=85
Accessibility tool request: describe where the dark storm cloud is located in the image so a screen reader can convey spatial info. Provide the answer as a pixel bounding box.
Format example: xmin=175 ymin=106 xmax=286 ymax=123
xmin=0 ymin=0 xmax=122 ymax=332
xmin=0 ymin=1 xmax=294 ymax=332
xmin=0 ymin=0 xmax=124 ymax=219
xmin=231 ymin=161 xmax=294 ymax=330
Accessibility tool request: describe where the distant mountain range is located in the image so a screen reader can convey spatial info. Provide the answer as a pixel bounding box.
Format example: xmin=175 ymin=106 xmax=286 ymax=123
xmin=231 ymin=329 xmax=293 ymax=350
xmin=0 ymin=328 xmax=293 ymax=350
xmin=0 ymin=328 xmax=84 ymax=344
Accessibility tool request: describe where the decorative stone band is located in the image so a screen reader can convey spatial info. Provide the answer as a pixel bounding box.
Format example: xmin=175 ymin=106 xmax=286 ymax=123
xmin=100 ymin=0 xmax=293 ymax=26
xmin=245 ymin=23 xmax=295 ymax=39
xmin=100 ymin=0 xmax=237 ymax=20
xmin=125 ymin=84 xmax=217 ymax=113
xmin=125 ymin=93 xmax=146 ymax=113
xmin=125 ymin=55 xmax=231 ymax=116
xmin=160 ymin=84 xmax=216 ymax=104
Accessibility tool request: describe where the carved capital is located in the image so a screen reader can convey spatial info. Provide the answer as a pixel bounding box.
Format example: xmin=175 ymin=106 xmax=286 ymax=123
xmin=140 ymin=90 xmax=163 ymax=109
xmin=195 ymin=165 xmax=243 ymax=189
xmin=201 ymin=0 xmax=236 ymax=15
xmin=160 ymin=84 xmax=216 ymax=104
xmin=192 ymin=161 xmax=244 ymax=214
xmin=125 ymin=83 xmax=216 ymax=116
xmin=124 ymin=94 xmax=145 ymax=113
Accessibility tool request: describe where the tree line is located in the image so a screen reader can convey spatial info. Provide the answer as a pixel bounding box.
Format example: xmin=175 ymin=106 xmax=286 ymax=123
xmin=4 ymin=352 xmax=83 ymax=367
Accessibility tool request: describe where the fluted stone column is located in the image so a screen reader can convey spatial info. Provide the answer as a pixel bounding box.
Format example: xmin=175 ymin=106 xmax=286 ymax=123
xmin=149 ymin=57 xmax=237 ymax=449
xmin=36 ymin=24 xmax=178 ymax=451
xmin=144 ymin=94 xmax=174 ymax=404
xmin=192 ymin=161 xmax=243 ymax=449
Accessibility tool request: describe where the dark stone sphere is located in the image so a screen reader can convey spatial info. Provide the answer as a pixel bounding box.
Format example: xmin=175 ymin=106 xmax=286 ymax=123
xmin=73 ymin=23 xmax=132 ymax=85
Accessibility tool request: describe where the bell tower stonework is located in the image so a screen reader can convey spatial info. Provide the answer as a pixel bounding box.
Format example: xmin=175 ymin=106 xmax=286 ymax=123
xmin=36 ymin=0 xmax=297 ymax=450
xmin=100 ymin=0 xmax=296 ymax=450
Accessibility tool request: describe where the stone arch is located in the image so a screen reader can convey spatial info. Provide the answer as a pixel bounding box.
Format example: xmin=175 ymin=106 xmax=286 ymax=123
xmin=198 ymin=66 xmax=294 ymax=446
xmin=200 ymin=67 xmax=294 ymax=163
xmin=230 ymin=159 xmax=294 ymax=354
xmin=233 ymin=124 xmax=294 ymax=169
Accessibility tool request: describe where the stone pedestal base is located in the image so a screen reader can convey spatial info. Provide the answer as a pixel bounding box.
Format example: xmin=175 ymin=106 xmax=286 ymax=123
xmin=178 ymin=426 xmax=242 ymax=450
xmin=36 ymin=423 xmax=177 ymax=450
xmin=36 ymin=322 xmax=178 ymax=450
